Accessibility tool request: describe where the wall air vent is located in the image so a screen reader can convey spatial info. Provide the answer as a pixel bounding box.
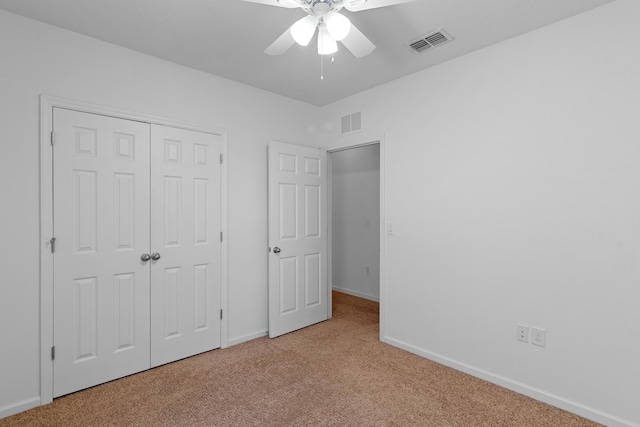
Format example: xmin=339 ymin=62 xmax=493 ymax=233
xmin=341 ymin=112 xmax=362 ymax=135
xmin=409 ymin=28 xmax=454 ymax=53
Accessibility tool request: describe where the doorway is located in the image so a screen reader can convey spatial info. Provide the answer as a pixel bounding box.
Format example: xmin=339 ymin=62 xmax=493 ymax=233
xmin=330 ymin=144 xmax=381 ymax=302
xmin=266 ymin=139 xmax=384 ymax=337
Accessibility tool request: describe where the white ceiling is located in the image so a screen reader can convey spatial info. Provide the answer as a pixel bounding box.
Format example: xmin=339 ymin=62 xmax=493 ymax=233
xmin=0 ymin=0 xmax=614 ymax=106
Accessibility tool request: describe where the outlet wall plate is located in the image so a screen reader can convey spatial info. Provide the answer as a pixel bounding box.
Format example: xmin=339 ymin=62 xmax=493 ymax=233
xmin=532 ymin=327 xmax=546 ymax=347
xmin=517 ymin=324 xmax=529 ymax=343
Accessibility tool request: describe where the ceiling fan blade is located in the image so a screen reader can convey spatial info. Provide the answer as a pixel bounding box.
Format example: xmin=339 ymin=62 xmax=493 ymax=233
xmin=344 ymin=0 xmax=415 ymax=12
xmin=241 ymin=0 xmax=301 ymax=8
xmin=265 ymin=28 xmax=296 ymax=55
xmin=340 ymin=23 xmax=375 ymax=58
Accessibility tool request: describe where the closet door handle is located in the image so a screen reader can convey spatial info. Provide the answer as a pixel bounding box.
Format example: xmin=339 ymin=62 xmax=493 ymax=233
xmin=141 ymin=253 xmax=151 ymax=262
xmin=151 ymin=252 xmax=161 ymax=261
xmin=273 ymin=247 xmax=281 ymax=254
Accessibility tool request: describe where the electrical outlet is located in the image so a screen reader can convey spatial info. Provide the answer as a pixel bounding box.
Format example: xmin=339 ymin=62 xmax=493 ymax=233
xmin=517 ymin=324 xmax=529 ymax=343
xmin=365 ymin=266 xmax=370 ymax=276
xmin=531 ymin=327 xmax=546 ymax=347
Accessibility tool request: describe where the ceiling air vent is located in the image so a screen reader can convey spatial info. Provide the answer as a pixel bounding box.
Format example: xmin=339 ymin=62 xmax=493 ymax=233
xmin=409 ymin=28 xmax=454 ymax=53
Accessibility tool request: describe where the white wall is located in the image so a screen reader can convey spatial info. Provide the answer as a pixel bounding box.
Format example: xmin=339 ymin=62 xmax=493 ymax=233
xmin=318 ymin=1 xmax=640 ymax=426
xmin=331 ymin=145 xmax=380 ymax=301
xmin=0 ymin=9 xmax=320 ymax=416
xmin=3 ymin=1 xmax=639 ymax=425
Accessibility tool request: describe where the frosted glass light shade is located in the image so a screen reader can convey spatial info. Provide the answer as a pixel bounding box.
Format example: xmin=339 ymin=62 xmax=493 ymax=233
xmin=317 ymin=27 xmax=338 ymax=55
xmin=324 ymin=12 xmax=351 ymax=41
xmin=291 ymin=15 xmax=318 ymax=46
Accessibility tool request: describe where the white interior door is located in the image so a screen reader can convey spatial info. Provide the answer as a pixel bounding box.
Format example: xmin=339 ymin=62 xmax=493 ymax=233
xmin=150 ymin=125 xmax=222 ymax=366
xmin=268 ymin=141 xmax=328 ymax=338
xmin=53 ymin=108 xmax=151 ymax=397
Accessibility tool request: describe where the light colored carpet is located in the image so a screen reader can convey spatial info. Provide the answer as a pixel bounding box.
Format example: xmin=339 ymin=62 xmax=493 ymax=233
xmin=1 ymin=292 xmax=599 ymax=426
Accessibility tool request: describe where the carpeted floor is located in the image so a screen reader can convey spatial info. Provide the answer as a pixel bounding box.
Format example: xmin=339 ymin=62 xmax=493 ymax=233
xmin=1 ymin=291 xmax=599 ymax=426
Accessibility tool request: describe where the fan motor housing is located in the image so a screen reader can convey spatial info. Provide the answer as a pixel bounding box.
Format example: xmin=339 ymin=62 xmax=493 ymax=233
xmin=312 ymin=1 xmax=334 ymax=15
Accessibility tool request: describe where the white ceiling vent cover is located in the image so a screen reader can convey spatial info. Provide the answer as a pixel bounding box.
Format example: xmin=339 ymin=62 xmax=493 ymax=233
xmin=409 ymin=28 xmax=454 ymax=53
xmin=341 ymin=112 xmax=362 ymax=135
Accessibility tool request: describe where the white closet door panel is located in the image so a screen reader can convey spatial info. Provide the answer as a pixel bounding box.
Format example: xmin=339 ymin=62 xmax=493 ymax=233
xmin=53 ymin=108 xmax=151 ymax=397
xmin=150 ymin=125 xmax=221 ymax=367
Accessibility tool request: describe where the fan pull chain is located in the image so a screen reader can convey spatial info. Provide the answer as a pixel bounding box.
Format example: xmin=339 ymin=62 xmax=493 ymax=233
xmin=320 ymin=53 xmax=335 ymax=81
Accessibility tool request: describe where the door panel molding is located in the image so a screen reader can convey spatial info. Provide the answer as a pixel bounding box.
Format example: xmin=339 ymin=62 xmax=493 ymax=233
xmin=39 ymin=95 xmax=229 ymax=405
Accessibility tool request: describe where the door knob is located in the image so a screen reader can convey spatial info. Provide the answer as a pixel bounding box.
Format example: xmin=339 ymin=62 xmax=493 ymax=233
xmin=273 ymin=247 xmax=281 ymax=254
xmin=141 ymin=253 xmax=151 ymax=262
xmin=151 ymin=252 xmax=161 ymax=261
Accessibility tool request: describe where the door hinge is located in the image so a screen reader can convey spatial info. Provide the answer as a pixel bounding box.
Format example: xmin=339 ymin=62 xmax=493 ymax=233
xmin=220 ymin=309 xmax=223 ymax=320
xmin=220 ymin=153 xmax=223 ymax=164
xmin=50 ymin=237 xmax=56 ymax=254
xmin=51 ymin=346 xmax=55 ymax=361
xmin=220 ymin=232 xmax=223 ymax=242
xmin=50 ymin=131 xmax=55 ymax=147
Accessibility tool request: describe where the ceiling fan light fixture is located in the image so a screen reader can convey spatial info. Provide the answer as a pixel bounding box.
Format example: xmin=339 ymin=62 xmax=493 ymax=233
xmin=290 ymin=15 xmax=319 ymax=46
xmin=324 ymin=12 xmax=351 ymax=41
xmin=318 ymin=27 xmax=338 ymax=55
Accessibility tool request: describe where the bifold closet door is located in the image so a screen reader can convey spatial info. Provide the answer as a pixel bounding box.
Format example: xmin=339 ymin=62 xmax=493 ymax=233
xmin=150 ymin=125 xmax=222 ymax=367
xmin=53 ymin=108 xmax=151 ymax=397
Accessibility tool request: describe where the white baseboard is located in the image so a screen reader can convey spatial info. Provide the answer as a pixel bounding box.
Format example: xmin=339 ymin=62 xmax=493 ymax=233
xmin=382 ymin=336 xmax=637 ymax=427
xmin=227 ymin=329 xmax=268 ymax=347
xmin=332 ymin=286 xmax=379 ymax=302
xmin=0 ymin=396 xmax=41 ymax=420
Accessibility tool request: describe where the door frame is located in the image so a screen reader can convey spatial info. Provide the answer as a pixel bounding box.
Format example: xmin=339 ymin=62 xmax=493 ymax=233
xmin=39 ymin=95 xmax=229 ymax=405
xmin=326 ymin=136 xmax=386 ymax=339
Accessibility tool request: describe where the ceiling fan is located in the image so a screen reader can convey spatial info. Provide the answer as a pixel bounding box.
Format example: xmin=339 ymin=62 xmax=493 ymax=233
xmin=242 ymin=0 xmax=415 ymax=58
